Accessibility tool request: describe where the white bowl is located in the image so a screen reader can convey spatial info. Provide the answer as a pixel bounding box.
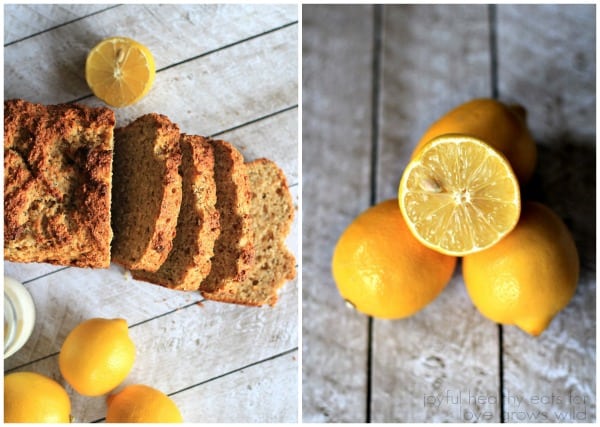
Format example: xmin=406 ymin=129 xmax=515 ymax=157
xmin=4 ymin=276 xmax=36 ymax=359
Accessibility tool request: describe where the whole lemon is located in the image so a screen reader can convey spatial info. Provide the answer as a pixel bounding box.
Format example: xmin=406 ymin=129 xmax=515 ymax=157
xmin=59 ymin=318 xmax=135 ymax=396
xmin=106 ymin=384 xmax=183 ymax=423
xmin=412 ymin=98 xmax=537 ymax=184
xmin=4 ymin=371 xmax=71 ymax=423
xmin=463 ymin=201 xmax=579 ymax=336
xmin=332 ymin=199 xmax=456 ymax=319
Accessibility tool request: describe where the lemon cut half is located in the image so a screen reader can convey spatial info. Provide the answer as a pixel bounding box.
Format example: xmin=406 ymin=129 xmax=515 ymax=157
xmin=398 ymin=134 xmax=521 ymax=256
xmin=85 ymin=37 xmax=155 ymax=108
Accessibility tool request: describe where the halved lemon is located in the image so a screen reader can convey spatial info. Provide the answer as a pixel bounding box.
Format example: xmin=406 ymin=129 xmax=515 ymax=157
xmin=398 ymin=134 xmax=521 ymax=256
xmin=85 ymin=37 xmax=155 ymax=108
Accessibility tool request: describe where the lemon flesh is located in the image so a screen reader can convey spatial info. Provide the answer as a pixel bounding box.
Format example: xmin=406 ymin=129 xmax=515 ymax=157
xmin=86 ymin=36 xmax=155 ymax=108
xmin=399 ymin=134 xmax=520 ymax=256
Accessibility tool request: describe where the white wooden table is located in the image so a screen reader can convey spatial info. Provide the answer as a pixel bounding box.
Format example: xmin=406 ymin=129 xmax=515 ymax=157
xmin=4 ymin=4 xmax=298 ymax=423
xmin=302 ymin=4 xmax=595 ymax=422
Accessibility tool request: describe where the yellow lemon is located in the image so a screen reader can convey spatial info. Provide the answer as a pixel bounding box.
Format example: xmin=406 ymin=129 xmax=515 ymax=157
xmin=463 ymin=201 xmax=579 ymax=336
xmin=106 ymin=384 xmax=183 ymax=423
xmin=412 ymin=98 xmax=537 ymax=184
xmin=59 ymin=318 xmax=135 ymax=396
xmin=399 ymin=134 xmax=521 ymax=256
xmin=332 ymin=199 xmax=456 ymax=319
xmin=86 ymin=36 xmax=156 ymax=107
xmin=4 ymin=371 xmax=71 ymax=423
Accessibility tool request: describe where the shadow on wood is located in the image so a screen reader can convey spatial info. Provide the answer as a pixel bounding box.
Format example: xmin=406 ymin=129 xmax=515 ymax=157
xmin=523 ymin=140 xmax=596 ymax=282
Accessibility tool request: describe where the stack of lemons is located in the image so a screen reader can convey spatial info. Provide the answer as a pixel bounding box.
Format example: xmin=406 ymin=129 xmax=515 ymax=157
xmin=332 ymin=99 xmax=579 ymax=336
xmin=4 ymin=318 xmax=183 ymax=423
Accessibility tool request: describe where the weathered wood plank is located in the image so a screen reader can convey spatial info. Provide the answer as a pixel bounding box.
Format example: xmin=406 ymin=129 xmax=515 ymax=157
xmin=301 ymin=4 xmax=375 ymax=422
xmin=372 ymin=5 xmax=500 ymax=422
xmin=5 ymin=24 xmax=298 ymax=136
xmin=4 ymin=261 xmax=65 ymax=284
xmin=496 ymin=4 xmax=596 ymax=422
xmin=216 ymin=107 xmax=299 ymax=186
xmin=4 ymin=4 xmax=297 ymax=105
xmin=4 ymin=4 xmax=115 ymax=44
xmin=172 ymin=349 xmax=298 ymax=423
xmin=376 ymin=4 xmax=494 ymax=199
xmin=3 ymin=264 xmax=198 ymax=371
xmin=78 ymin=24 xmax=297 ymax=133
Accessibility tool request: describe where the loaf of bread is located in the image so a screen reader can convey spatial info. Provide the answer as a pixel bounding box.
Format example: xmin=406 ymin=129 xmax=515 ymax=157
xmin=111 ymin=113 xmax=182 ymax=272
xmin=132 ymin=135 xmax=220 ymax=290
xmin=4 ymin=99 xmax=296 ymax=306
xmin=198 ymin=140 xmax=255 ymax=293
xmin=202 ymin=158 xmax=296 ymax=306
xmin=4 ymin=99 xmax=114 ymax=268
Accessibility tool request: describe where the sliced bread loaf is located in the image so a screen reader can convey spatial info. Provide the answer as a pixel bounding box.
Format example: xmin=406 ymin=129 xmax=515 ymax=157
xmin=133 ymin=135 xmax=220 ymax=290
xmin=202 ymin=158 xmax=296 ymax=306
xmin=198 ymin=139 xmax=254 ymax=293
xmin=4 ymin=99 xmax=115 ymax=268
xmin=111 ymin=113 xmax=182 ymax=272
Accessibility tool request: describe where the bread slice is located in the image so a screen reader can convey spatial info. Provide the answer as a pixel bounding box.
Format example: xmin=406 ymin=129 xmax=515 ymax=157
xmin=132 ymin=135 xmax=220 ymax=290
xmin=4 ymin=99 xmax=115 ymax=268
xmin=202 ymin=158 xmax=296 ymax=306
xmin=111 ymin=113 xmax=182 ymax=272
xmin=198 ymin=139 xmax=254 ymax=293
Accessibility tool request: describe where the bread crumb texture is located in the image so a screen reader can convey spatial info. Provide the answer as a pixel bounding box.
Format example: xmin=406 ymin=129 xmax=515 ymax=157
xmin=111 ymin=113 xmax=182 ymax=272
xmin=198 ymin=140 xmax=255 ymax=293
xmin=4 ymin=99 xmax=296 ymax=307
xmin=4 ymin=99 xmax=114 ymax=268
xmin=133 ymin=135 xmax=220 ymax=290
xmin=202 ymin=158 xmax=296 ymax=306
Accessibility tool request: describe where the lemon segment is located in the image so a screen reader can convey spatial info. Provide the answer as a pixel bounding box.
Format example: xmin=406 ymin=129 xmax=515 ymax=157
xmin=399 ymin=134 xmax=520 ymax=256
xmin=86 ymin=37 xmax=155 ymax=108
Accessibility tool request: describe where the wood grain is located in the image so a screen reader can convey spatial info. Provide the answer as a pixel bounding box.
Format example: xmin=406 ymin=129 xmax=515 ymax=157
xmin=216 ymin=107 xmax=299 ymax=185
xmin=301 ymin=4 xmax=375 ymax=422
xmin=373 ymin=5 xmax=500 ymax=422
xmin=496 ymin=4 xmax=596 ymax=422
xmin=4 ymin=4 xmax=115 ymax=45
xmin=4 ymin=4 xmax=297 ymax=105
xmin=3 ymin=264 xmax=197 ymax=371
xmin=78 ymin=24 xmax=298 ymax=136
xmin=172 ymin=348 xmax=298 ymax=423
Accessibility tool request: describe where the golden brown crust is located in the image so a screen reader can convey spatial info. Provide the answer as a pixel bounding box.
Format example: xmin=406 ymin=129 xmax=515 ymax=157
xmin=132 ymin=135 xmax=220 ymax=290
xmin=4 ymin=99 xmax=115 ymax=268
xmin=202 ymin=158 xmax=296 ymax=306
xmin=198 ymin=139 xmax=255 ymax=293
xmin=111 ymin=113 xmax=182 ymax=272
